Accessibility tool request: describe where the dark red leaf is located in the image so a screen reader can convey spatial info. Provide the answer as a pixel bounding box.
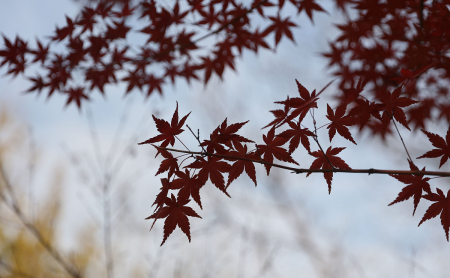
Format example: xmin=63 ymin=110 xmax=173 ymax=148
xmin=138 ymin=102 xmax=191 ymax=152
xmin=226 ymin=142 xmax=258 ymax=188
xmin=417 ymin=126 xmax=450 ymax=168
xmin=326 ymin=103 xmax=357 ymax=144
xmin=146 ymin=194 xmax=201 ymax=246
xmin=419 ymin=188 xmax=450 ymax=241
xmin=186 ymin=156 xmax=231 ymax=197
xmin=388 ymin=159 xmax=431 ymax=215
xmin=307 ymin=146 xmax=351 ymax=194
xmin=257 ymin=127 xmax=298 ymax=175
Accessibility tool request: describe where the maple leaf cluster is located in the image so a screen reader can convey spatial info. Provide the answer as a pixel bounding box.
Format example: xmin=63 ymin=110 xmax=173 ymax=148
xmin=322 ymin=0 xmax=450 ymax=135
xmin=139 ymin=75 xmax=450 ymax=245
xmin=0 ymin=0 xmax=330 ymax=109
xmin=2 ymin=0 xmax=449 ymax=133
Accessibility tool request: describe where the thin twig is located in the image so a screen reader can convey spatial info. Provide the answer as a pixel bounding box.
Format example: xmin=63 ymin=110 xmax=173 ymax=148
xmin=312 ymin=136 xmax=336 ymax=169
xmin=105 ymin=98 xmax=134 ymax=171
xmin=26 ymin=125 xmax=36 ymax=220
xmin=85 ymin=109 xmax=117 ymax=278
xmin=158 ymin=146 xmax=450 ymax=178
xmin=186 ymin=125 xmax=206 ymax=153
xmin=255 ymin=144 xmax=263 ymax=161
xmin=175 ymin=135 xmax=190 ymax=152
xmin=251 ymin=246 xmax=279 ymax=278
xmin=108 ymin=101 xmax=155 ymax=186
xmin=86 ymin=107 xmax=105 ymax=173
xmin=311 ymin=110 xmax=335 ymax=169
xmin=61 ymin=143 xmax=102 ymax=199
xmin=103 ymin=174 xmax=114 ymax=278
xmin=386 ymin=111 xmax=414 ymax=163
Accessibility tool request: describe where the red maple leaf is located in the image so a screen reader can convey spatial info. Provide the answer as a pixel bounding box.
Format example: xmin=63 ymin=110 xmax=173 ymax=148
xmin=186 ymin=156 xmax=231 ymax=197
xmin=30 ymin=40 xmax=49 ymax=65
xmin=171 ymin=2 xmax=189 ymax=25
xmin=164 ymin=64 xmax=179 ymax=84
xmin=388 ymin=159 xmax=432 ymax=215
xmin=275 ymin=80 xmax=319 ymax=124
xmin=146 ymin=194 xmax=201 ymax=246
xmin=379 ymin=86 xmax=419 ymax=131
xmin=171 ymin=170 xmax=205 ymax=209
xmin=95 ymin=2 xmax=113 ymax=18
xmin=25 ymin=75 xmax=48 ymax=95
xmin=419 ymin=188 xmax=450 ymax=241
xmin=87 ymin=35 xmax=108 ymax=63
xmin=200 ymin=118 xmax=253 ymax=154
xmin=105 ymin=20 xmax=131 ymax=40
xmin=333 ymin=0 xmax=356 ymax=12
xmin=226 ymin=142 xmax=258 ymax=188
xmin=277 ymin=120 xmax=314 ymax=153
xmin=179 ymin=62 xmax=200 ymax=84
xmin=0 ymin=36 xmax=23 ymax=68
xmin=197 ymin=4 xmax=220 ymax=29
xmin=326 ymin=103 xmax=357 ymax=144
xmin=85 ymin=68 xmax=113 ymax=95
xmin=321 ymin=42 xmax=345 ymax=67
xmin=291 ymin=0 xmax=328 ymax=23
xmin=122 ymin=70 xmax=145 ymax=94
xmin=112 ymin=3 xmax=136 ymax=18
xmin=76 ymin=7 xmax=97 ymax=34
xmin=407 ymin=98 xmax=434 ymax=131
xmin=307 ymin=146 xmax=351 ymax=194
xmin=64 ymin=86 xmax=90 ymax=110
xmin=338 ymin=78 xmax=367 ymax=104
xmin=151 ymin=178 xmax=172 ymax=209
xmin=263 ymin=99 xmax=291 ymax=129
xmin=144 ymin=74 xmax=164 ymax=97
xmin=154 ymin=146 xmax=179 ymax=178
xmin=257 ymin=127 xmax=299 ymax=175
xmin=251 ymin=0 xmax=275 ymax=17
xmin=200 ymin=55 xmax=221 ymax=84
xmin=51 ymin=16 xmax=75 ymax=41
xmin=0 ymin=36 xmax=28 ymax=77
xmin=175 ymin=30 xmax=197 ymax=58
xmin=263 ymin=14 xmax=298 ymax=46
xmin=417 ymin=126 xmax=450 ymax=168
xmin=201 ymin=128 xmax=227 ymax=154
xmin=249 ymin=27 xmax=271 ymax=53
xmin=347 ymin=99 xmax=382 ymax=130
xmin=110 ymin=47 xmax=130 ymax=68
xmin=138 ymin=102 xmax=191 ymax=152
xmin=187 ymin=0 xmax=205 ymax=13
xmin=217 ymin=119 xmax=253 ymax=149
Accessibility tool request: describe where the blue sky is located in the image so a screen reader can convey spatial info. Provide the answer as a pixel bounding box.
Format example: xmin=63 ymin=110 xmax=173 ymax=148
xmin=0 ymin=1 xmax=449 ymax=277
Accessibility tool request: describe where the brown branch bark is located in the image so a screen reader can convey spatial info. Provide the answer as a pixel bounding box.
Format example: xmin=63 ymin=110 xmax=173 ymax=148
xmin=159 ymin=147 xmax=450 ymax=178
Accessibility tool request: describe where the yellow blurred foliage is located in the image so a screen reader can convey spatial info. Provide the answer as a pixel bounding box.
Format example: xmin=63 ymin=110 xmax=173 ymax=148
xmin=0 ymin=107 xmax=96 ymax=278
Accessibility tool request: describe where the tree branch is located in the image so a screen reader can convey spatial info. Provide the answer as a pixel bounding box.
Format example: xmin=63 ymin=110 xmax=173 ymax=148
xmin=158 ymin=147 xmax=450 ymax=178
